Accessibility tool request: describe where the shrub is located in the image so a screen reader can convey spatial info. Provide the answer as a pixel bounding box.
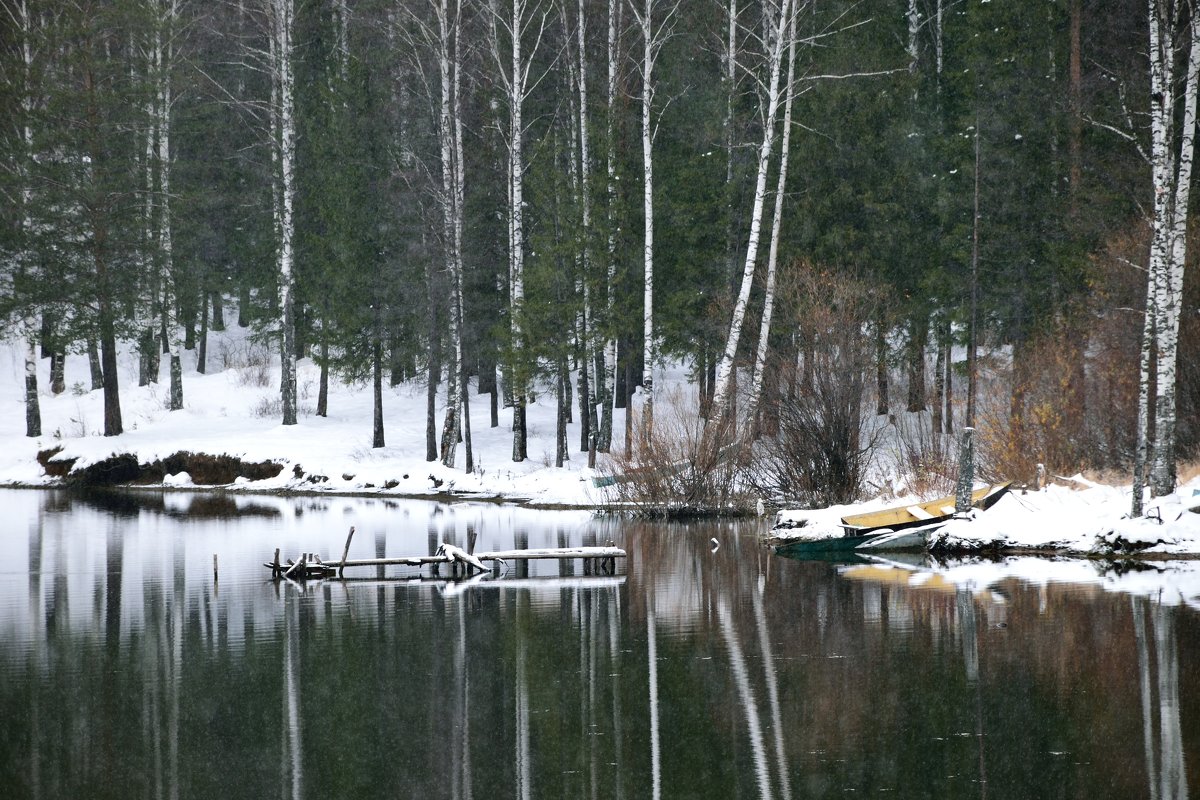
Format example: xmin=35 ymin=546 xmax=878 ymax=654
xmin=742 ymin=266 xmax=882 ymax=507
xmin=596 ymin=387 xmax=749 ymax=516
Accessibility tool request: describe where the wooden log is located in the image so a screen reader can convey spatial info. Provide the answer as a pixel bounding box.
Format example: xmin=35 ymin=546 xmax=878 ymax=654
xmin=339 ymin=526 xmax=356 ymax=578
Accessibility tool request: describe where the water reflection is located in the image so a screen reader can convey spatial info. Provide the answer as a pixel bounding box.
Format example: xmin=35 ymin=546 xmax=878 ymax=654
xmin=0 ymin=491 xmax=1197 ymax=799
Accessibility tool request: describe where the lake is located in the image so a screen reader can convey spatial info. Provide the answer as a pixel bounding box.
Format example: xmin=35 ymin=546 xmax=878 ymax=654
xmin=0 ymin=489 xmax=1195 ymax=799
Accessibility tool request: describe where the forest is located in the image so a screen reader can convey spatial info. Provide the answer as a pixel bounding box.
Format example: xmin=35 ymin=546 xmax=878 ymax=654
xmin=0 ymin=0 xmax=1196 ymax=509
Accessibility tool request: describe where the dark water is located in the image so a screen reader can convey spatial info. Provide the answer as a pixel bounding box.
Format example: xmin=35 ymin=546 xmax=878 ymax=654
xmin=0 ymin=489 xmax=1196 ymax=799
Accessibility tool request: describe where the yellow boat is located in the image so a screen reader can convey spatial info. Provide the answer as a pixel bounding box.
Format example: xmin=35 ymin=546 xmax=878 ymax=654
xmin=840 ymin=482 xmax=1011 ymax=534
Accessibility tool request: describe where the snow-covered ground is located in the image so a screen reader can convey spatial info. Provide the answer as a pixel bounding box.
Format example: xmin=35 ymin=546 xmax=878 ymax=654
xmin=4 ymin=319 xmax=1200 ymax=559
xmin=774 ymin=477 xmax=1200 ymax=556
xmin=0 ymin=321 xmax=629 ymax=506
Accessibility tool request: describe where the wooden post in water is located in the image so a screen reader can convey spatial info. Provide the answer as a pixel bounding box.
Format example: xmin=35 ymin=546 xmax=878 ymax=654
xmin=339 ymin=526 xmax=356 ymax=578
xmin=213 ymin=554 xmax=219 ymax=583
xmin=955 ymin=427 xmax=976 ymax=514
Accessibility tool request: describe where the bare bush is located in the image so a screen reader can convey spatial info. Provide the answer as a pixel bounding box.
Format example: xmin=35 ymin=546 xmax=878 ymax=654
xmin=890 ymin=412 xmax=957 ymax=497
xmin=217 ymin=340 xmax=274 ymax=387
xmin=596 ymin=387 xmax=749 ymax=516
xmin=742 ymin=266 xmax=882 ymax=507
xmin=252 ymin=394 xmax=282 ymax=418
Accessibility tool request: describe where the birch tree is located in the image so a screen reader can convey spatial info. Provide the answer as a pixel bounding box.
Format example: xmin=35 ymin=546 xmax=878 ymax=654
xmin=1147 ymin=0 xmax=1198 ymax=497
xmin=597 ymin=0 xmax=622 ymax=452
xmin=629 ymin=0 xmax=678 ymax=440
xmin=707 ymin=0 xmax=794 ymax=435
xmin=568 ymin=0 xmax=597 ymax=462
xmin=151 ymin=0 xmax=184 ymax=411
xmin=488 ymin=0 xmax=550 ymax=462
xmin=426 ymin=0 xmax=470 ymax=470
xmin=239 ymin=0 xmax=300 ymax=425
xmin=744 ymin=1 xmax=797 ymax=438
xmin=1130 ymin=0 xmax=1200 ymax=509
xmin=4 ymin=0 xmax=43 ymax=436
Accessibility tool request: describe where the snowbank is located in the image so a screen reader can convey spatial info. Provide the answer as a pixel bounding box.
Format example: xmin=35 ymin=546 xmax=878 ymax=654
xmin=0 ymin=325 xmax=630 ymax=507
xmin=774 ymin=479 xmax=1200 ymax=556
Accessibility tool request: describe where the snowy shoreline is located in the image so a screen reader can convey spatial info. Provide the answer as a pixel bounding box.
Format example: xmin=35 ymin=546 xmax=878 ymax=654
xmin=771 ymin=479 xmax=1200 ymax=558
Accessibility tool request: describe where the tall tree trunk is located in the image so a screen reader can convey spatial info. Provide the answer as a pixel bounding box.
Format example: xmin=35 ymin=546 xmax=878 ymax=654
xmin=967 ymin=114 xmax=981 ymax=428
xmin=100 ymin=311 xmax=123 ymax=436
xmin=427 ymin=301 xmax=440 ymax=461
xmin=943 ymin=320 xmax=954 ymax=434
xmin=317 ymin=335 xmax=328 ymax=417
xmin=906 ymin=315 xmax=928 ymax=412
xmin=271 ymin=0 xmax=299 ymax=426
xmin=745 ymin=4 xmax=797 ymax=439
xmin=373 ymin=336 xmax=385 ymax=448
xmin=25 ymin=327 xmax=41 ymax=437
xmin=15 ymin=2 xmax=40 ymax=437
xmin=85 ymin=335 xmax=102 ymax=388
xmin=708 ymin=0 xmax=794 ymax=432
xmin=437 ymin=0 xmax=465 ymax=469
xmin=155 ymin=0 xmax=183 ymax=411
xmin=636 ymin=0 xmax=660 ymax=441
xmin=875 ymin=318 xmax=889 ymax=416
xmin=462 ymin=364 xmax=474 ymax=473
xmin=50 ymin=353 xmax=64 ymax=396
xmin=598 ymin=0 xmax=622 ymax=453
xmin=933 ymin=324 xmax=945 ymax=438
xmin=491 ymin=0 xmax=542 ymax=463
xmin=1150 ymin=2 xmax=1200 ymax=496
xmin=556 ymin=357 xmax=569 ymax=467
xmin=197 ymin=292 xmax=208 ymax=375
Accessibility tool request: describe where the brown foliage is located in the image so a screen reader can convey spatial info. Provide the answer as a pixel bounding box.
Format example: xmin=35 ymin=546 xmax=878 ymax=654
xmin=596 ymin=387 xmax=750 ymax=516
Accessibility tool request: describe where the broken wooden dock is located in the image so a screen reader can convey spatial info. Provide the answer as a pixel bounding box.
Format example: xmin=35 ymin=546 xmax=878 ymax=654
xmin=265 ymin=542 xmax=626 ymax=581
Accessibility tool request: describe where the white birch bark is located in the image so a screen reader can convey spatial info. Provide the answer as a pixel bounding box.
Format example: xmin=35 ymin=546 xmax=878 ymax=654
xmin=630 ymin=0 xmax=678 ymax=438
xmin=1151 ymin=2 xmax=1199 ymax=495
xmin=453 ymin=18 xmax=472 ymax=471
xmin=271 ymin=0 xmax=298 ymax=425
xmin=1132 ymin=288 xmax=1155 ymax=517
xmin=488 ymin=0 xmax=549 ymax=461
xmin=12 ymin=0 xmax=41 ymax=436
xmin=1142 ymin=0 xmax=1196 ymax=499
xmin=156 ymin=0 xmax=184 ymax=411
xmin=599 ymin=0 xmax=622 ymax=452
xmin=577 ymin=0 xmax=596 ymax=458
xmin=640 ymin=0 xmax=655 ymax=437
xmin=438 ymin=0 xmax=466 ymax=468
xmin=708 ymin=0 xmax=793 ymax=431
xmin=744 ymin=4 xmax=797 ymax=438
xmin=140 ymin=26 xmax=161 ymax=387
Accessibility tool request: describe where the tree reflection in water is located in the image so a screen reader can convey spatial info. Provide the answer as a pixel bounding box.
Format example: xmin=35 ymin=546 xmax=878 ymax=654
xmin=0 ymin=491 xmax=1197 ymax=799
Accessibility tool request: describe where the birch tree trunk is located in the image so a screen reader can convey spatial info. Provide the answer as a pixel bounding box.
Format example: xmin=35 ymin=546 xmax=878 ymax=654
xmin=454 ymin=5 xmax=472 ymax=471
xmin=267 ymin=0 xmax=298 ymax=426
xmin=708 ymin=0 xmax=793 ymax=434
xmin=598 ymin=0 xmax=622 ymax=452
xmin=13 ymin=0 xmax=41 ymax=437
xmin=155 ymin=0 xmax=184 ymax=411
xmin=438 ymin=0 xmax=465 ymax=468
xmin=744 ymin=3 xmax=797 ymax=438
xmin=630 ymin=0 xmax=677 ymax=441
xmin=637 ymin=0 xmax=655 ymax=440
xmin=1151 ymin=2 xmax=1199 ymax=496
xmin=576 ymin=0 xmax=597 ymax=461
xmin=490 ymin=0 xmax=548 ymax=462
